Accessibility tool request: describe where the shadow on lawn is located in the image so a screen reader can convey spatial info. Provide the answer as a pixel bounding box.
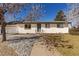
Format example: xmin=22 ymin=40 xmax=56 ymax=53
xmin=6 ymin=35 xmax=42 ymax=43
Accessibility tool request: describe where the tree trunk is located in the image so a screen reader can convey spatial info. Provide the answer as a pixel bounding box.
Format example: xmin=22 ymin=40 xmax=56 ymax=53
xmin=0 ymin=8 xmax=7 ymax=42
xmin=1 ymin=23 xmax=6 ymax=42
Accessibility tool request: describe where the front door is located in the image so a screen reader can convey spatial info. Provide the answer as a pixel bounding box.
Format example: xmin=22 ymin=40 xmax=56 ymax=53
xmin=37 ymin=24 xmax=41 ymax=32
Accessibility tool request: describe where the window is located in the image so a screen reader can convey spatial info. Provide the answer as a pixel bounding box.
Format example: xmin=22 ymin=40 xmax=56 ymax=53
xmin=45 ymin=24 xmax=50 ymax=28
xmin=57 ymin=24 xmax=63 ymax=28
xmin=25 ymin=24 xmax=31 ymax=29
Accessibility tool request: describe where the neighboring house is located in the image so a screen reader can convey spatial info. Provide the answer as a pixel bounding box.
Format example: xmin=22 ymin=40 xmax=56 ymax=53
xmin=0 ymin=21 xmax=71 ymax=34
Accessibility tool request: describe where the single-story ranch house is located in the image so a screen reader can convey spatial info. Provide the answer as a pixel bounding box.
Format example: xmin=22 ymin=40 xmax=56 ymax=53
xmin=0 ymin=21 xmax=71 ymax=34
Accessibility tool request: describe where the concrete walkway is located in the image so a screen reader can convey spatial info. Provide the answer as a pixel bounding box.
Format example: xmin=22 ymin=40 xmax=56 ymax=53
xmin=30 ymin=41 xmax=62 ymax=56
xmin=30 ymin=42 xmax=52 ymax=56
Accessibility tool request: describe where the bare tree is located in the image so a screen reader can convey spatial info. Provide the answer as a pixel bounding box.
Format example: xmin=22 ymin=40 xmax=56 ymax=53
xmin=67 ymin=3 xmax=79 ymax=27
xmin=0 ymin=3 xmax=27 ymax=42
xmin=26 ymin=4 xmax=46 ymax=21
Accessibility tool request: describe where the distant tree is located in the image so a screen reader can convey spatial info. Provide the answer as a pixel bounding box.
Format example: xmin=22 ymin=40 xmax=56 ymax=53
xmin=54 ymin=10 xmax=66 ymax=21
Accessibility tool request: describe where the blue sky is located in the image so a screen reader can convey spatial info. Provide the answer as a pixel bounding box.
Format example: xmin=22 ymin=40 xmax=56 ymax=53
xmin=40 ymin=3 xmax=67 ymax=21
xmin=4 ymin=3 xmax=67 ymax=22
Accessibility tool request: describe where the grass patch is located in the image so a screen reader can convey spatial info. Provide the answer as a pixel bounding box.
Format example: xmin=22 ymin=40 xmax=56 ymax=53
xmin=56 ymin=34 xmax=79 ymax=56
xmin=42 ymin=34 xmax=79 ymax=56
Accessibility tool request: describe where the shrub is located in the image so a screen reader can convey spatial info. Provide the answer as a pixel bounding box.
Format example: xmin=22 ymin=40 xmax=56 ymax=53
xmin=69 ymin=28 xmax=79 ymax=35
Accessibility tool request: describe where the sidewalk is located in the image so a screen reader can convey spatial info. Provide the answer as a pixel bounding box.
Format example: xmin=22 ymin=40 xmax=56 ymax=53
xmin=30 ymin=41 xmax=61 ymax=56
xmin=30 ymin=42 xmax=53 ymax=56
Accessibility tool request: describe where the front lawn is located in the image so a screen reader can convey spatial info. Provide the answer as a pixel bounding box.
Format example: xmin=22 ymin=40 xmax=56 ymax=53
xmin=56 ymin=34 xmax=79 ymax=56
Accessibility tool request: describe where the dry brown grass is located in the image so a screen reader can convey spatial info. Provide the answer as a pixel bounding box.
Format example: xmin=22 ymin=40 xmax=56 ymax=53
xmin=41 ymin=34 xmax=79 ymax=56
xmin=57 ymin=34 xmax=79 ymax=56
